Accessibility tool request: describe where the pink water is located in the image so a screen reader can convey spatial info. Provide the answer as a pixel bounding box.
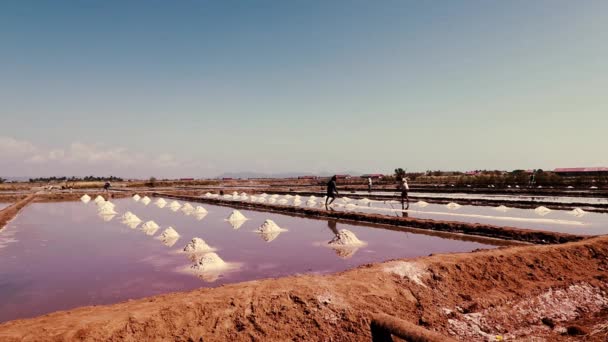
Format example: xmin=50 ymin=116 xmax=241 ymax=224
xmin=0 ymin=198 xmax=499 ymax=322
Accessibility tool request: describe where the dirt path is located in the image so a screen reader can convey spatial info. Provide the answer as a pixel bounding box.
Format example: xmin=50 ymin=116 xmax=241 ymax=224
xmin=0 ymin=194 xmax=35 ymax=231
xmin=1 ymin=236 xmax=606 ymax=341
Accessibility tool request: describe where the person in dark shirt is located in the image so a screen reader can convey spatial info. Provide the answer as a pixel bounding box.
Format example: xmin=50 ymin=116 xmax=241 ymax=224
xmin=103 ymin=182 xmax=111 ymax=192
xmin=325 ymin=175 xmax=339 ymax=209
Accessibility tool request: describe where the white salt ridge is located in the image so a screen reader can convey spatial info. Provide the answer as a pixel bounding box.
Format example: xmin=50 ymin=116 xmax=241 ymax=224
xmin=306 ymin=200 xmax=317 ymax=207
xmin=446 ymin=202 xmax=461 ymax=210
xmin=133 ymin=194 xmax=141 ymax=202
xmin=183 ymin=237 xmax=215 ymax=253
xmin=534 ymin=206 xmax=552 ymax=216
xmin=226 ymin=210 xmax=247 ymax=221
xmin=257 ymin=219 xmax=287 ymax=233
xmin=94 ymin=195 xmax=105 ymax=204
xmin=121 ymin=211 xmax=141 ymax=223
xmin=223 ymin=194 xmax=233 ymax=200
xmin=268 ymin=198 xmax=277 ymax=204
xmin=257 ymin=197 xmax=267 ymax=203
xmin=358 ymin=198 xmax=371 ymax=205
xmin=494 ymin=205 xmax=509 ymax=212
xmin=80 ymin=194 xmax=91 ymax=203
xmin=415 ymin=201 xmax=429 ymax=208
xmin=328 ymin=229 xmax=366 ymax=247
xmin=140 ymin=221 xmax=160 ymax=236
xmin=191 ymin=252 xmax=227 ymax=272
xmin=270 ymin=194 xmax=279 ymax=199
xmin=141 ymin=196 xmax=151 ymax=205
xmin=284 ymin=194 xmax=293 ymax=199
xmin=277 ymin=198 xmax=288 ymax=205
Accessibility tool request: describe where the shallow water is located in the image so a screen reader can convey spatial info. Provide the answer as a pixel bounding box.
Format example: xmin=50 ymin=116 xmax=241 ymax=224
xmin=0 ymin=203 xmax=10 ymax=210
xmin=348 ymin=191 xmax=608 ymax=205
xmin=0 ymin=198 xmax=498 ymax=322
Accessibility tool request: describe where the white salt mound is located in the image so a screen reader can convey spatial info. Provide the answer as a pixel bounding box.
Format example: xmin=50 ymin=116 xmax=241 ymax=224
xmin=183 ymin=237 xmax=215 ymax=253
xmin=155 ymin=198 xmax=167 ymax=206
xmin=121 ymin=211 xmax=141 ymax=223
xmin=80 ymin=194 xmax=91 ymax=203
xmin=140 ymin=221 xmax=160 ymax=235
xmin=240 ymin=192 xmax=247 ymax=196
xmin=232 ymin=191 xmax=239 ymax=196
xmin=260 ymin=193 xmax=268 ymax=198
xmin=205 ymin=192 xmax=213 ymax=197
xmin=226 ymin=210 xmax=247 ymax=221
xmin=293 ymin=199 xmax=302 ymax=206
xmin=94 ymin=195 xmax=105 ymax=204
xmin=257 ymin=197 xmax=267 ymax=203
xmin=446 ymin=202 xmax=461 ymax=209
xmin=277 ymin=198 xmax=288 ymax=205
xmin=257 ymin=219 xmax=287 ymax=233
xmin=195 ymin=206 xmax=208 ymax=214
xmin=133 ymin=194 xmax=141 ymax=201
xmin=191 ymin=253 xmax=227 ymax=272
xmin=181 ymin=203 xmax=195 ymax=212
xmin=494 ymin=205 xmax=509 ymax=212
xmin=345 ymin=203 xmax=356 ymax=211
xmin=570 ymin=208 xmax=586 ymax=217
xmin=159 ymin=227 xmax=180 ymax=239
xmin=141 ymin=196 xmax=151 ymax=205
xmin=534 ymin=206 xmax=551 ymax=215
xmin=223 ymin=194 xmax=233 ymax=200
xmin=284 ymin=194 xmax=293 ymax=199
xmin=270 ymin=194 xmax=279 ymax=199
xmin=250 ymin=196 xmax=258 ymax=202
xmin=169 ymin=201 xmax=181 ymax=209
xmin=268 ymin=198 xmax=277 ymax=204
xmin=415 ymin=201 xmax=429 ymax=208
xmin=98 ymin=206 xmax=117 ymax=215
xmin=328 ymin=229 xmax=366 ymax=247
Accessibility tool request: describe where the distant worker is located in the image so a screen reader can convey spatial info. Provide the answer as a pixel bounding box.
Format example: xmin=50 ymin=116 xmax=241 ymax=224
xmin=399 ymin=177 xmax=409 ymax=210
xmin=529 ymin=170 xmax=536 ymax=188
xmin=325 ymin=175 xmax=339 ymax=209
xmin=103 ymin=181 xmax=111 ymax=192
xmin=367 ymin=177 xmax=372 ymax=193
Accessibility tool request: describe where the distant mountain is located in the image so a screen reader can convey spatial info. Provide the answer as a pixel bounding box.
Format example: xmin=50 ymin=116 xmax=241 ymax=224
xmin=216 ymin=171 xmax=362 ymax=179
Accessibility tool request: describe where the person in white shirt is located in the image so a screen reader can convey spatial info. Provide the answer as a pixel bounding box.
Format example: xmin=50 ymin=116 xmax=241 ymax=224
xmin=399 ymin=177 xmax=409 ymax=209
xmin=367 ymin=177 xmax=372 ymax=193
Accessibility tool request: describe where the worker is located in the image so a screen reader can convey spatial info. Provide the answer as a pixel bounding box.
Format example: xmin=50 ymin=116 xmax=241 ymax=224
xmin=368 ymin=177 xmax=373 ymax=193
xmin=325 ymin=175 xmax=339 ymax=209
xmin=399 ymin=177 xmax=409 ymax=210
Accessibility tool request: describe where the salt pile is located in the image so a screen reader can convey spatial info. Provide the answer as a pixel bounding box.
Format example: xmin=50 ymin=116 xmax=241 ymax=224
xmin=226 ymin=210 xmax=248 ymax=222
xmin=181 ymin=203 xmax=195 ymax=214
xmin=97 ymin=200 xmax=115 ymax=209
xmin=284 ymin=194 xmax=293 ymax=199
xmin=133 ymin=194 xmax=141 ymax=202
xmin=257 ymin=197 xmax=267 ymax=203
xmin=294 ymin=195 xmax=301 ymax=200
xmin=277 ymin=198 xmax=288 ymax=205
xmin=260 ymin=193 xmax=268 ymax=198
xmin=270 ymin=194 xmax=279 ymax=199
xmin=158 ymin=227 xmax=180 ymax=247
xmin=415 ymin=201 xmax=429 ymax=208
xmin=250 ymin=196 xmax=258 ymax=202
xmin=240 ymin=192 xmax=247 ymax=197
xmin=98 ymin=202 xmax=117 ymax=215
xmin=256 ymin=220 xmax=287 ymax=242
xmin=205 ymin=192 xmax=213 ymax=197
xmin=341 ymin=197 xmax=352 ymax=203
xmin=80 ymin=194 xmax=91 ymax=203
xmin=121 ymin=211 xmax=141 ymax=224
xmin=190 ymin=252 xmax=227 ymax=272
xmin=155 ymin=198 xmax=167 ymax=208
xmin=232 ymin=191 xmax=239 ymax=196
xmin=94 ymin=195 xmax=105 ymax=204
xmin=223 ymin=194 xmax=233 ymax=200
xmin=140 ymin=221 xmax=160 ymax=236
xmin=345 ymin=203 xmax=357 ymax=211
xmin=97 ymin=213 xmax=116 ymax=222
xmin=268 ymin=198 xmax=277 ymax=204
xmin=293 ymin=199 xmax=302 ymax=206
xmin=183 ymin=237 xmax=215 ymax=253
xmin=328 ymin=229 xmax=366 ymax=247
xmin=446 ymin=202 xmax=461 ymax=210
xmin=494 ymin=205 xmax=509 ymax=212
xmin=569 ymin=208 xmax=586 ymax=217
xmin=141 ymin=196 xmax=151 ymax=205
xmin=169 ymin=201 xmax=181 ymax=209
xmin=306 ymin=200 xmax=317 ymax=207
xmin=534 ymin=206 xmax=552 ymax=216
xmin=357 ymin=198 xmax=371 ymax=205
xmin=195 ymin=206 xmax=208 ymax=214
xmin=309 ymin=195 xmax=317 ymax=201
xmin=257 ymin=219 xmax=287 ymax=234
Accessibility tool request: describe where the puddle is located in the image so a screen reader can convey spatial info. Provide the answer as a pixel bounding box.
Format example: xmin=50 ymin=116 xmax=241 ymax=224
xmin=0 ymin=198 xmax=498 ymax=322
xmin=0 ymin=203 xmax=10 ymax=211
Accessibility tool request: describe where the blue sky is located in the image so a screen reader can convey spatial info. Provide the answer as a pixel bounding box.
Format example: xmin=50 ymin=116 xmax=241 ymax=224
xmin=1 ymin=1 xmax=606 ymax=178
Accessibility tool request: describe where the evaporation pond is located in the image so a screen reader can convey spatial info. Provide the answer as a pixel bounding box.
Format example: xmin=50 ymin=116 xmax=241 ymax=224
xmin=0 ymin=198 xmax=500 ymax=322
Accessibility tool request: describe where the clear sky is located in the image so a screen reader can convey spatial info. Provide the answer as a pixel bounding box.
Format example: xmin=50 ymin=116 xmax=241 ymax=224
xmin=1 ymin=1 xmax=606 ymax=178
